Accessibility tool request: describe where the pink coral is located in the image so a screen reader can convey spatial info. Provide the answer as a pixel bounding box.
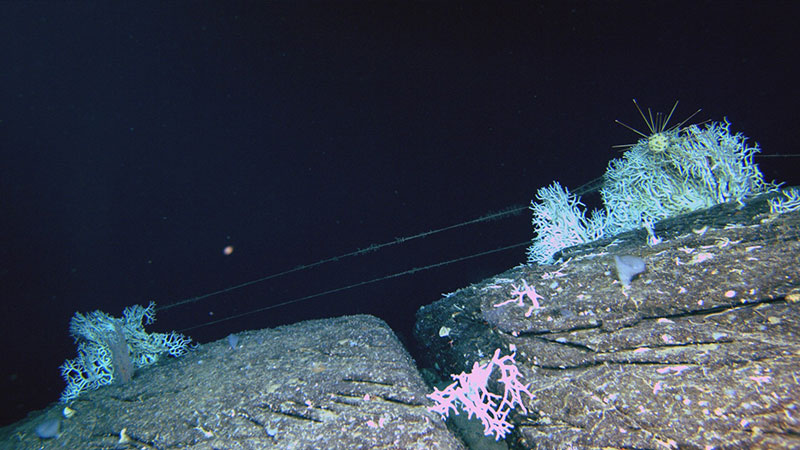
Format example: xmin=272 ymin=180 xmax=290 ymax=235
xmin=427 ymin=348 xmax=534 ymax=440
xmin=493 ymin=279 xmax=543 ymax=317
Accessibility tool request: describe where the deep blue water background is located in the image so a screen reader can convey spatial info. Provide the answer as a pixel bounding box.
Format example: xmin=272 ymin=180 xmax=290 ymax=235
xmin=2 ymin=1 xmax=798 ymax=426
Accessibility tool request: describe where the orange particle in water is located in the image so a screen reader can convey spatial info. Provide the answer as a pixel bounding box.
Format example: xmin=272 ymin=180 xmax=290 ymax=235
xmin=223 ymin=245 xmax=234 ymax=255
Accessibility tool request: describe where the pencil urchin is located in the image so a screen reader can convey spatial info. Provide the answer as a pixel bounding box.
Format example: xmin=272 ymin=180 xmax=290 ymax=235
xmin=613 ymin=99 xmax=701 ymax=154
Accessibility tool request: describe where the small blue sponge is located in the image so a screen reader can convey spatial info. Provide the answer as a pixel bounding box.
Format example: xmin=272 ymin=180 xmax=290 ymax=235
xmin=614 ymin=255 xmax=646 ymax=287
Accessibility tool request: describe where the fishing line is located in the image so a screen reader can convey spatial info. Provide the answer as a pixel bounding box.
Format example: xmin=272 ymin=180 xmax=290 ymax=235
xmin=177 ymin=240 xmax=528 ymax=333
xmin=157 ymin=203 xmax=532 ymax=314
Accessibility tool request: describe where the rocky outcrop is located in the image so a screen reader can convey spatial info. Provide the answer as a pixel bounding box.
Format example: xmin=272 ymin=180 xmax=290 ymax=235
xmin=3 ymin=315 xmax=463 ymax=450
xmin=416 ymin=193 xmax=800 ymax=449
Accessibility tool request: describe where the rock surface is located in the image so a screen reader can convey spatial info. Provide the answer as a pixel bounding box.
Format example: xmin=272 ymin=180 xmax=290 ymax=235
xmin=415 ymin=193 xmax=800 ymax=449
xmin=2 ymin=315 xmax=463 ymax=449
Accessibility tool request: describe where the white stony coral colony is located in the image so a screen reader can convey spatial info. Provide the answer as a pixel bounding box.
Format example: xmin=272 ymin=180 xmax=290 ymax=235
xmin=59 ymin=302 xmax=193 ymax=402
xmin=528 ymin=105 xmax=774 ymax=265
xmin=526 ymin=182 xmax=605 ymax=265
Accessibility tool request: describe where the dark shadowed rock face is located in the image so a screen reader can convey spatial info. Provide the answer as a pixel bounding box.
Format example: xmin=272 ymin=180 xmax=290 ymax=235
xmin=416 ymin=192 xmax=800 ymax=449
